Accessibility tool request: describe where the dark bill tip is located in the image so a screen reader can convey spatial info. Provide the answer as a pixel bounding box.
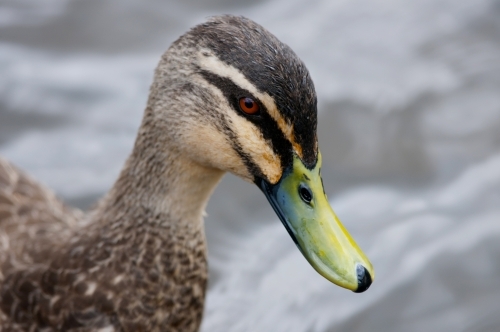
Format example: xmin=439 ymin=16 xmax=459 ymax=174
xmin=354 ymin=265 xmax=372 ymax=293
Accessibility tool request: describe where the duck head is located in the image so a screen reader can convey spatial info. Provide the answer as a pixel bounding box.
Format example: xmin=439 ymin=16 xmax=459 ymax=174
xmin=148 ymin=15 xmax=374 ymax=292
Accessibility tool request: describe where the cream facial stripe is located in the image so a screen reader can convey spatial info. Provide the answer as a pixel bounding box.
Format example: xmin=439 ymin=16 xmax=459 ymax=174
xmin=191 ymin=74 xmax=282 ymax=184
xmin=198 ymin=50 xmax=304 ymax=159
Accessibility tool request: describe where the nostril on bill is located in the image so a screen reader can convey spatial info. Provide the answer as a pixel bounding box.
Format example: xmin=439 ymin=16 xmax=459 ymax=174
xmin=298 ymin=184 xmax=312 ymax=203
xmin=354 ymin=264 xmax=372 ymax=293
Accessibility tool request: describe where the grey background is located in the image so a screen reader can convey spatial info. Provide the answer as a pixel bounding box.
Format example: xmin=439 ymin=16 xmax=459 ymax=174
xmin=1 ymin=0 xmax=500 ymax=331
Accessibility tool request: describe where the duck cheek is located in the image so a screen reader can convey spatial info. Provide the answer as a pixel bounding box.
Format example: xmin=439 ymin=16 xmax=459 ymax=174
xmin=180 ymin=123 xmax=253 ymax=181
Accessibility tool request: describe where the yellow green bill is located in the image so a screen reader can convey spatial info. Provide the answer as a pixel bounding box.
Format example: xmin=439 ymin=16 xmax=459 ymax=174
xmin=258 ymin=152 xmax=374 ymax=292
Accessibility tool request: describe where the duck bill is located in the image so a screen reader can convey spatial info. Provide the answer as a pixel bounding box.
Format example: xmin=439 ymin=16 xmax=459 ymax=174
xmin=257 ymin=152 xmax=374 ymax=292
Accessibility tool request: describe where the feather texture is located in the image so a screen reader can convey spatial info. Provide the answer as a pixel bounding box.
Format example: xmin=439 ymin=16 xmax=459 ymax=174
xmin=0 ymin=15 xmax=319 ymax=331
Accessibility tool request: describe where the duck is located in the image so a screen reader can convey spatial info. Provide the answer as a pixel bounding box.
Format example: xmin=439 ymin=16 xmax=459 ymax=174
xmin=0 ymin=15 xmax=374 ymax=332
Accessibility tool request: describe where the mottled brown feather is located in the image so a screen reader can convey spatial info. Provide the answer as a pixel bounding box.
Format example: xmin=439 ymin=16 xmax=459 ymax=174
xmin=0 ymin=158 xmax=82 ymax=277
xmin=0 ymin=155 xmax=210 ymax=331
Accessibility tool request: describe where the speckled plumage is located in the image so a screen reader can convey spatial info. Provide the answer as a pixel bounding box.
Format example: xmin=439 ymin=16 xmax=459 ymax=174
xmin=0 ymin=15 xmax=318 ymax=331
xmin=0 ymin=136 xmax=212 ymax=331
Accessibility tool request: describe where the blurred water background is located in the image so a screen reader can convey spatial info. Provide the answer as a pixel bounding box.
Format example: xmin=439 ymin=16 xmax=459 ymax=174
xmin=1 ymin=0 xmax=500 ymax=331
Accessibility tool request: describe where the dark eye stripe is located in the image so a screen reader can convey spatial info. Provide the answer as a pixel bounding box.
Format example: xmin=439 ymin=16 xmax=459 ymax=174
xmin=199 ymin=70 xmax=262 ymax=119
xmin=198 ymin=70 xmax=266 ymax=181
xmin=217 ymin=111 xmax=264 ymax=180
xmin=199 ymin=70 xmax=293 ymax=176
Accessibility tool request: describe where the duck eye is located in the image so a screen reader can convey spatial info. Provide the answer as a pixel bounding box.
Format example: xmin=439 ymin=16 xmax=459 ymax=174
xmin=239 ymin=97 xmax=260 ymax=115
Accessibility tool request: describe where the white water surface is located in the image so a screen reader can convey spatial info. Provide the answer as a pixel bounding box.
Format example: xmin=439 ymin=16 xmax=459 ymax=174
xmin=1 ymin=0 xmax=500 ymax=331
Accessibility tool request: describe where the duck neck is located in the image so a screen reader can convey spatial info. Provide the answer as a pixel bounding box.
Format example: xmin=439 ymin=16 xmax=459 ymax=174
xmin=61 ymin=110 xmax=224 ymax=330
xmin=95 ymin=110 xmax=224 ymax=236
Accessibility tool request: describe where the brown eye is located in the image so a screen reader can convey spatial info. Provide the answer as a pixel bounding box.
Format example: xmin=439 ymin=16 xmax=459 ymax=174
xmin=239 ymin=97 xmax=260 ymax=115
